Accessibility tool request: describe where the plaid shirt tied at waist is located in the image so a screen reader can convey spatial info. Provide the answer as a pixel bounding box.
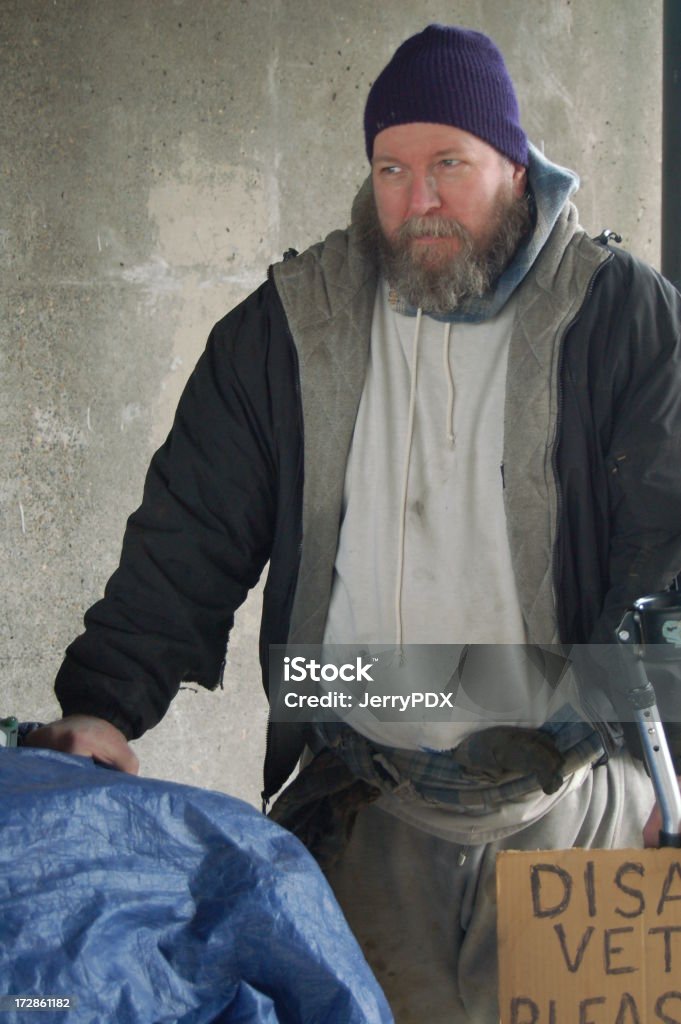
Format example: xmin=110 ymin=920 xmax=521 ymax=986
xmin=268 ymin=712 xmax=605 ymax=867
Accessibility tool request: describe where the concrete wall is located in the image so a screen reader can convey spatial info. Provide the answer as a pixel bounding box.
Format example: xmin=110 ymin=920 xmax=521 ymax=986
xmin=1 ymin=0 xmax=662 ymax=807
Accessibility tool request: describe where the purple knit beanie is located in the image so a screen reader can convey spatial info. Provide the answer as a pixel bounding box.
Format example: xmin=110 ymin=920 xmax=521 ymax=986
xmin=364 ymin=24 xmax=528 ymax=166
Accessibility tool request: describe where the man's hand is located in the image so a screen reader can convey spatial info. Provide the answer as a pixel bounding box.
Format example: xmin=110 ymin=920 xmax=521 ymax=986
xmin=24 ymin=715 xmax=139 ymax=774
xmin=642 ymin=775 xmax=681 ymax=848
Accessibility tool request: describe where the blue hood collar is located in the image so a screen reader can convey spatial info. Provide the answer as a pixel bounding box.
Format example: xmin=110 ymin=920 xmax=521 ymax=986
xmin=393 ymin=142 xmax=579 ymax=323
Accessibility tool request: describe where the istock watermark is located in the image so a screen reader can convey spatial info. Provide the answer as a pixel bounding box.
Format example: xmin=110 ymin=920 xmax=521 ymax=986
xmin=267 ymin=642 xmax=681 ymax=728
xmin=283 ymin=655 xmax=376 ymax=684
xmin=268 ymin=643 xmax=595 ymax=727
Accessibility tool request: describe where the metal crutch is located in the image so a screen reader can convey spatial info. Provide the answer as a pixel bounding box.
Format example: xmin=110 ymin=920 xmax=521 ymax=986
xmin=616 ymin=592 xmax=681 ymax=848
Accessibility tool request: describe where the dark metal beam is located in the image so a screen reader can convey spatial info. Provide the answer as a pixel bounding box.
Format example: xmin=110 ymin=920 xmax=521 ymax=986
xmin=662 ymin=0 xmax=681 ymax=289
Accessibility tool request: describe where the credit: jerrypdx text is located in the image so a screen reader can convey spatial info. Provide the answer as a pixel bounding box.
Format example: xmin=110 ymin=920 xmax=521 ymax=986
xmin=267 ymin=643 xmax=584 ymax=725
xmin=283 ymin=654 xmax=456 ymax=711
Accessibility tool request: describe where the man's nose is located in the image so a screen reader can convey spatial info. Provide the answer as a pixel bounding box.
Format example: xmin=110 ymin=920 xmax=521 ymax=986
xmin=407 ymin=173 xmax=441 ymax=216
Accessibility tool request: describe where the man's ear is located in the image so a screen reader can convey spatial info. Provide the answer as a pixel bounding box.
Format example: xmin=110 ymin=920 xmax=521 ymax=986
xmin=511 ymin=162 xmax=528 ymax=198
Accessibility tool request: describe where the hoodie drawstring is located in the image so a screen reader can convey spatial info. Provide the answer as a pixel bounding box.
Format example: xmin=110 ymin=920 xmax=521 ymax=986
xmin=394 ymin=307 xmax=423 ymax=649
xmin=394 ymin=314 xmax=456 ymax=648
xmin=443 ymin=321 xmax=455 ymax=445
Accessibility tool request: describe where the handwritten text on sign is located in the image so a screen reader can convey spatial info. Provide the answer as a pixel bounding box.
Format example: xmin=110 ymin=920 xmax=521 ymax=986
xmin=496 ymin=848 xmax=681 ymax=1023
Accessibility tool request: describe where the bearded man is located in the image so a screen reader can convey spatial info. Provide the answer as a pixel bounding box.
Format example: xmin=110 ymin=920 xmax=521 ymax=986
xmin=30 ymin=25 xmax=681 ymax=1024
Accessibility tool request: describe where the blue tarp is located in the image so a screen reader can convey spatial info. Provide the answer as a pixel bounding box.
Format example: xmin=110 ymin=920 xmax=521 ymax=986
xmin=0 ymin=749 xmax=394 ymax=1024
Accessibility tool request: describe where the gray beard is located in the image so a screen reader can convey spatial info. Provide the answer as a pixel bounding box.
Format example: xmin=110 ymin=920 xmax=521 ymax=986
xmin=355 ymin=186 xmax=532 ymax=315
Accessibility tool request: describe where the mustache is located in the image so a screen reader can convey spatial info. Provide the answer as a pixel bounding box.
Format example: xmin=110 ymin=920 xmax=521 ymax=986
xmin=352 ymin=180 xmax=533 ymax=315
xmin=396 ymin=216 xmax=471 ymax=242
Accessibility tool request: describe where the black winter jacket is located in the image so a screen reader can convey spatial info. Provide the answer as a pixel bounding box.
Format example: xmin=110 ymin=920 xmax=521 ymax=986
xmin=56 ymin=245 xmax=681 ymax=799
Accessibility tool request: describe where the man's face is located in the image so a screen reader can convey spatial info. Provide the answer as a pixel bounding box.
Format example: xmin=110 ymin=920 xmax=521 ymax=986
xmin=371 ymin=121 xmax=527 ymax=257
xmin=367 ymin=122 xmax=529 ymax=313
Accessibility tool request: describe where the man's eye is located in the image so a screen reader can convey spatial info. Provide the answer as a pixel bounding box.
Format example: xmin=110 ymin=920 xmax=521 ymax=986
xmin=379 ymin=165 xmax=402 ymax=176
xmin=440 ymin=159 xmax=460 ymax=169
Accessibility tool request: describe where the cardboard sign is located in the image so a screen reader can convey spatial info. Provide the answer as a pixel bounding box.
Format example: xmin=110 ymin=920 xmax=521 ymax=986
xmin=497 ymin=848 xmax=681 ymax=1023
